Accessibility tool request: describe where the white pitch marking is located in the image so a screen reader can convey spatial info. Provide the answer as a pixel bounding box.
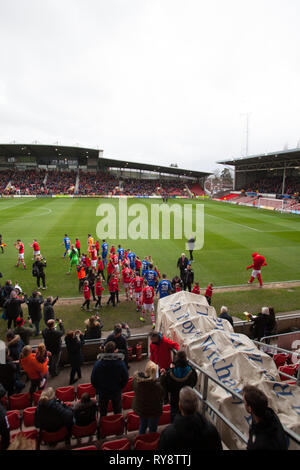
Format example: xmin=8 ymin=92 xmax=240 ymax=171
xmin=205 ymin=213 xmax=260 ymax=232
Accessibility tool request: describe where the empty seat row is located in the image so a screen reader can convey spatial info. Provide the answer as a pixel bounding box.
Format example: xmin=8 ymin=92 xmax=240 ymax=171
xmin=2 ymin=379 xmax=134 ymax=411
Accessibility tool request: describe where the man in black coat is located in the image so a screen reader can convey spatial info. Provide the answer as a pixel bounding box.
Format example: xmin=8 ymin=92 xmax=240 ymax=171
xmin=91 ymin=341 xmax=129 ymax=417
xmin=3 ymin=290 xmax=26 ymax=329
xmin=43 ymin=296 xmax=58 ymax=325
xmin=177 ymin=253 xmax=189 ymax=284
xmin=42 ymin=319 xmax=65 ymax=377
xmin=183 ymin=264 xmax=194 ymax=292
xmin=243 ymin=384 xmax=288 ymax=450
xmin=32 ymin=256 xmax=47 ymax=290
xmin=65 ymin=329 xmax=85 ymax=385
xmin=104 ymin=323 xmax=131 ymax=369
xmin=218 ymin=306 xmax=234 ymax=328
xmin=158 ymin=386 xmax=222 ymax=451
xmin=26 ymin=291 xmax=44 ymax=336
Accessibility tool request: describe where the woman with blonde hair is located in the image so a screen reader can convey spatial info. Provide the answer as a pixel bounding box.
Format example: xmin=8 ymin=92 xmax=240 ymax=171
xmin=84 ymin=315 xmax=103 ymax=340
xmin=132 ymin=360 xmax=164 ymax=435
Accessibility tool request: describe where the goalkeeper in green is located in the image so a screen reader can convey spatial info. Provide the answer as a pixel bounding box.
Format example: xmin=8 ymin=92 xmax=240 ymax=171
xmin=67 ymin=244 xmax=79 ymax=274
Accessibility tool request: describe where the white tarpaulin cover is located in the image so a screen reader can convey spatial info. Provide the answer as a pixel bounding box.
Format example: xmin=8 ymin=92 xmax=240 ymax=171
xmin=156 ymin=291 xmax=300 ymax=450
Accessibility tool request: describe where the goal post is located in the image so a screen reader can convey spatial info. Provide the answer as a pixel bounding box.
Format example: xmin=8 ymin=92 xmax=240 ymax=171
xmin=257 ymin=197 xmax=284 ymax=212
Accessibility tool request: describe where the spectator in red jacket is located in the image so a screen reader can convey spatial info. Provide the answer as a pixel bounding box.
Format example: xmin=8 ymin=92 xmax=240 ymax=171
xmin=81 ymin=280 xmax=91 ymax=312
xmin=205 ymin=282 xmax=213 ymax=305
xmin=192 ymin=282 xmax=200 ymax=295
xmin=149 ymin=331 xmax=179 ymax=371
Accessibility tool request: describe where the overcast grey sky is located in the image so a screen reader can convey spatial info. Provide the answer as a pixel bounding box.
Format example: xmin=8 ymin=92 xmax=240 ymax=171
xmin=0 ymin=0 xmax=299 ymax=172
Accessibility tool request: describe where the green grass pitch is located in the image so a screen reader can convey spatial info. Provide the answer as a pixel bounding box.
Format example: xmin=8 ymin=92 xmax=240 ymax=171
xmin=0 ymin=196 xmax=300 ymax=300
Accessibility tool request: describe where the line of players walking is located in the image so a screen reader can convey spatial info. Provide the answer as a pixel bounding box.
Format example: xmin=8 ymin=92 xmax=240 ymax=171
xmin=61 ymin=234 xmax=213 ymax=330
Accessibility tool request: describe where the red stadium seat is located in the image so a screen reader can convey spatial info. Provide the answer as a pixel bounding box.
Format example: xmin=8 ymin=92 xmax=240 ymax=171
xmin=56 ymin=386 xmax=75 ymax=402
xmin=121 ymin=391 xmax=135 ymax=410
xmin=273 ymin=354 xmax=288 ymax=368
xmin=99 ymin=414 xmax=125 ymax=438
xmin=6 ymin=410 xmax=21 ymax=431
xmin=101 ymin=438 xmax=131 ymax=450
xmin=134 ymin=432 xmax=160 ymax=450
xmin=72 ymin=421 xmax=98 ymax=439
xmin=76 ymin=383 xmax=96 ymax=400
xmin=73 ymin=445 xmax=98 ymax=450
xmin=278 ymin=364 xmax=299 ymax=381
xmin=122 ymin=377 xmax=133 ymax=393
xmin=32 ymin=390 xmax=42 ymax=406
xmin=40 ymin=426 xmax=70 ymax=445
xmin=9 ymin=393 xmax=31 ymax=410
xmin=125 ymin=411 xmax=140 ymax=432
xmin=77 ymin=383 xmax=96 ymax=398
xmin=23 ymin=407 xmax=37 ymax=428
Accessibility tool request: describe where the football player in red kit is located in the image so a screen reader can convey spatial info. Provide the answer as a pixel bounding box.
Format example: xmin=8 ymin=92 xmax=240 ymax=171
xmin=15 ymin=239 xmax=26 ymax=269
xmin=247 ymin=252 xmax=267 ymax=287
xmin=30 ymin=239 xmax=41 ymax=260
xmin=91 ymin=245 xmax=98 ymax=273
xmin=131 ymin=273 xmax=144 ymax=311
xmin=122 ymin=265 xmax=133 ymax=301
xmin=141 ymin=280 xmax=155 ymax=327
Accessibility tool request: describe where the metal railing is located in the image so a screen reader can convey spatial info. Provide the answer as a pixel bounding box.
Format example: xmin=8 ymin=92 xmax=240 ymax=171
xmin=172 ymin=347 xmax=300 ymax=449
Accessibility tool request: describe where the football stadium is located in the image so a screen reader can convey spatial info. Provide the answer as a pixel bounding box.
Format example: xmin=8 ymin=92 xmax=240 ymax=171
xmin=0 ymin=143 xmax=299 ymax=453
xmin=1 ymin=1 xmax=300 ymax=457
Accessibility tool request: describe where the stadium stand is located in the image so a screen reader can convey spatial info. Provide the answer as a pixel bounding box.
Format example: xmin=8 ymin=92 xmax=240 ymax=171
xmin=189 ymin=182 xmax=205 ymax=196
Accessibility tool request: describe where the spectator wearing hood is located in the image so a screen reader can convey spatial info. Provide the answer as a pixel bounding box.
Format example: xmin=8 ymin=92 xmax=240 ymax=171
xmin=91 ymin=341 xmax=128 ymax=417
xmin=160 ymin=351 xmax=198 ymax=422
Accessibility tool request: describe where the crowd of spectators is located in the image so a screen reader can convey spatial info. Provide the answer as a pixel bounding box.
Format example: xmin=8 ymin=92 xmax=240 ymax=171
xmin=45 ymin=170 xmax=76 ymax=194
xmin=0 ymin=170 xmax=46 ymax=195
xmin=0 ymin=169 xmax=191 ymax=197
xmin=244 ymin=175 xmax=300 ymax=195
xmin=0 ymin=245 xmax=290 ymax=452
xmin=77 ymin=171 xmax=118 ymax=195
